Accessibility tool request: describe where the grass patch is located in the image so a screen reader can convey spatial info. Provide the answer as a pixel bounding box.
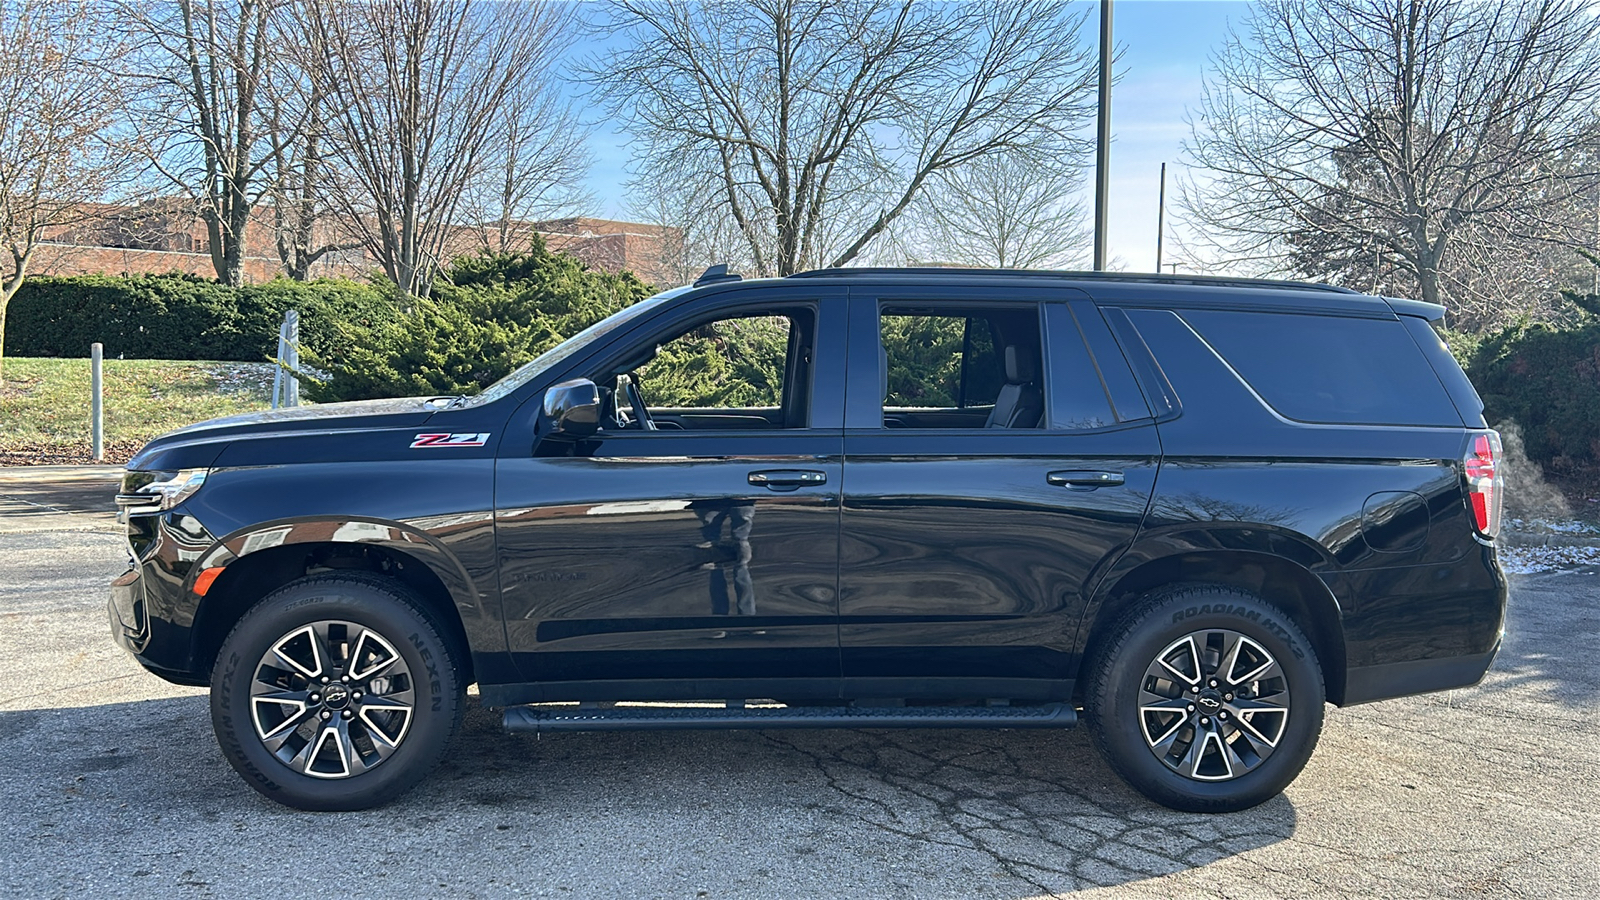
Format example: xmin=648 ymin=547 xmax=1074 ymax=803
xmin=1 ymin=358 xmax=274 ymax=463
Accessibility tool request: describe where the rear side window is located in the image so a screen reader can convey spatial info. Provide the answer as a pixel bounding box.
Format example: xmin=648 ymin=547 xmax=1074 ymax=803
xmin=1179 ymin=309 xmax=1461 ymax=426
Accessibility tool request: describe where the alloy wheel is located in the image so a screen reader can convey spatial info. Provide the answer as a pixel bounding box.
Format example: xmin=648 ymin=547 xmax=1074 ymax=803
xmin=248 ymin=620 xmax=415 ymax=779
xmin=1137 ymin=629 xmax=1291 ymax=782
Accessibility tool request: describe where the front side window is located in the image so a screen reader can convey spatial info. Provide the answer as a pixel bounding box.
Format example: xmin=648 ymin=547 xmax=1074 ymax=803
xmin=598 ymin=307 xmax=813 ymax=431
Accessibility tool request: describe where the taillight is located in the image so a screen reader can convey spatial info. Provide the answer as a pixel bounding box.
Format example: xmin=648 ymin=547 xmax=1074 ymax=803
xmin=1464 ymin=431 xmax=1503 ymax=539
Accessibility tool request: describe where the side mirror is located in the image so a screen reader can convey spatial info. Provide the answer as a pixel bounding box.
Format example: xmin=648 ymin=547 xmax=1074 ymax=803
xmin=541 ymin=378 xmax=602 ymax=440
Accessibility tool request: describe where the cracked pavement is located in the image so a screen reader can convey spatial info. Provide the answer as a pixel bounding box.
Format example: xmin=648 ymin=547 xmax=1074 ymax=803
xmin=1 ymin=525 xmax=1596 ymax=899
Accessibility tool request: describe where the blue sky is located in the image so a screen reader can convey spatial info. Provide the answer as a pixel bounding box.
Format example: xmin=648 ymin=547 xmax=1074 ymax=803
xmin=568 ymin=0 xmax=1253 ymax=272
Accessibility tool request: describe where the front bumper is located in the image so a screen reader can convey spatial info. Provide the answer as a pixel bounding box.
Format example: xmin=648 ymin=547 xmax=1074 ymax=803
xmin=108 ymin=566 xmax=147 ymax=649
xmin=108 ymin=535 xmax=210 ymax=688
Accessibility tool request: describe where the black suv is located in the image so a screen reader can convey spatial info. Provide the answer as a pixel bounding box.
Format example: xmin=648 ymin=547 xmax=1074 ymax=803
xmin=110 ymin=268 xmax=1506 ymax=813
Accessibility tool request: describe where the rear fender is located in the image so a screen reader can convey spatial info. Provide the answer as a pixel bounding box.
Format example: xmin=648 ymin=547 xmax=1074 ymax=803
xmin=1077 ymin=524 xmax=1349 ymax=704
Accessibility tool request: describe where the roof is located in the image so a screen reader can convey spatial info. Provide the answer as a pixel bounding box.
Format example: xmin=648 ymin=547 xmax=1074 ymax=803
xmin=687 ymin=266 xmax=1445 ymax=321
xmin=782 ymin=267 xmax=1444 ymax=321
xmin=787 ymin=266 xmax=1360 ymax=294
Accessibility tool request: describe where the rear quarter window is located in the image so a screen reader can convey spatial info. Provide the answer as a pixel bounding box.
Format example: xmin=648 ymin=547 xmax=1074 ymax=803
xmin=1178 ymin=309 xmax=1462 ymax=427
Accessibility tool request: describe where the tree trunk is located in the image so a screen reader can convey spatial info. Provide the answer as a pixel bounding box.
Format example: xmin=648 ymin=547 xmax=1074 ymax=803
xmin=0 ymin=291 xmax=10 ymax=386
xmin=1 ymin=251 xmax=34 ymax=385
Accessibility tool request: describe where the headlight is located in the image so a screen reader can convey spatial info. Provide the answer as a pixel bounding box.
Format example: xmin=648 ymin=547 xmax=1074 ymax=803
xmin=115 ymin=469 xmax=208 ymax=513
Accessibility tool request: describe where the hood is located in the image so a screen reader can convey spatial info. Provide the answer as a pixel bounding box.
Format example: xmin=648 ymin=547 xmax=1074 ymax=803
xmin=128 ymin=396 xmax=446 ymax=471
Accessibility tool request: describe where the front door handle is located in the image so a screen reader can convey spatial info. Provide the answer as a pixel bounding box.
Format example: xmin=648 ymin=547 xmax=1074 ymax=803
xmin=1047 ymin=470 xmax=1124 ymax=489
xmin=748 ymin=469 xmax=828 ymax=490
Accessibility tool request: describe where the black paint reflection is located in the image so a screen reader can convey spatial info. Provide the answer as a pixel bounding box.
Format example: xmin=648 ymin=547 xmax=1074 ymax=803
xmin=693 ymin=499 xmax=757 ymax=616
xmin=495 ymin=437 xmax=843 ymax=685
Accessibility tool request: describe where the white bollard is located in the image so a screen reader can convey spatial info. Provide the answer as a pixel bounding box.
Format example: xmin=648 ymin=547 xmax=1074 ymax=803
xmin=90 ymin=343 xmax=104 ymax=462
xmin=284 ymin=309 xmax=300 ymax=407
xmin=272 ymin=319 xmax=288 ymax=409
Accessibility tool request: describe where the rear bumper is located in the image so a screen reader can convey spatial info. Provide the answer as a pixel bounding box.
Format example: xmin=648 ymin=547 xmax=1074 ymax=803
xmin=1341 ymin=640 xmax=1500 ymax=706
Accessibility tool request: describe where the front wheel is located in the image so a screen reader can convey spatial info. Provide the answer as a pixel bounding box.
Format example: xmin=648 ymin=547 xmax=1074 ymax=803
xmin=1085 ymin=585 xmax=1324 ymax=813
xmin=210 ymin=574 xmax=463 ymax=811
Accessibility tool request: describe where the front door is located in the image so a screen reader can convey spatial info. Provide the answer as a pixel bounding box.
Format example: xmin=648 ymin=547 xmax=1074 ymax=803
xmin=495 ymin=293 xmax=846 ymax=697
xmin=838 ymin=291 xmax=1161 ymax=699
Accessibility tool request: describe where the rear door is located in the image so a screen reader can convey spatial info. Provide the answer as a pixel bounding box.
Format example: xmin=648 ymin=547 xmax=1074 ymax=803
xmin=838 ymin=288 xmax=1161 ymax=699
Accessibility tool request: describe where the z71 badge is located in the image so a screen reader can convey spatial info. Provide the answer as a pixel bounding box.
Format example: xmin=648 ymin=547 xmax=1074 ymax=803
xmin=410 ymin=432 xmax=491 ymax=448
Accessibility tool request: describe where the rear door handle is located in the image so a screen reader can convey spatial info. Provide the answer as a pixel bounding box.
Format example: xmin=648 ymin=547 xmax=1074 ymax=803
xmin=748 ymin=469 xmax=828 ymax=490
xmin=1047 ymin=470 xmax=1124 ymax=489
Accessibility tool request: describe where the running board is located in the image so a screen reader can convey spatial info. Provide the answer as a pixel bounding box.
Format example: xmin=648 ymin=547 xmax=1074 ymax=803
xmin=502 ymin=702 xmax=1077 ymax=734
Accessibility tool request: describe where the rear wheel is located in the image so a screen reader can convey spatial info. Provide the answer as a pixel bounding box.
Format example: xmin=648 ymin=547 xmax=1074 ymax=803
xmin=210 ymin=574 xmax=463 ymax=811
xmin=1086 ymin=585 xmax=1324 ymax=812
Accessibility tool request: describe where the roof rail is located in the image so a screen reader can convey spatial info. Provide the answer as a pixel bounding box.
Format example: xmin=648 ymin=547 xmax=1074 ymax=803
xmin=694 ymin=264 xmax=742 ymax=287
xmin=786 ymin=266 xmax=1361 ymax=295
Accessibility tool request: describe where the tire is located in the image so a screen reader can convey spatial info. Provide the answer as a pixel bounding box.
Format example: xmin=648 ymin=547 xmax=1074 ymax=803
xmin=1085 ymin=584 xmax=1324 ymax=813
xmin=209 ymin=573 xmax=464 ymax=811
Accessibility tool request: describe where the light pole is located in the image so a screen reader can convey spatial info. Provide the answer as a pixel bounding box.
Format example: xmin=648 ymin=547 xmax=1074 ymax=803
xmin=1092 ymin=0 xmax=1113 ymax=271
xmin=1155 ymin=162 xmax=1166 ymax=273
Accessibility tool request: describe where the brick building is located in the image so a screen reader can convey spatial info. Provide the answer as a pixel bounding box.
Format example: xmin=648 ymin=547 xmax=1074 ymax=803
xmin=34 ymin=202 xmax=684 ymax=286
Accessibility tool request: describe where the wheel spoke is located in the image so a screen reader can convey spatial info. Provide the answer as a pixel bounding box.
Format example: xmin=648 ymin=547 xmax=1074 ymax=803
xmin=306 ymin=721 xmax=355 ymax=778
xmin=1217 ymin=632 xmax=1245 ymax=684
xmin=1179 ymin=726 xmax=1209 ymax=778
xmin=348 ymin=629 xmax=402 ymax=681
xmin=357 ymin=694 xmax=411 ymax=713
xmin=270 ymin=625 xmax=326 ymax=680
xmin=1196 ymin=727 xmax=1232 ymax=779
xmin=1158 ymin=635 xmax=1203 ymax=686
xmin=1226 ymin=636 xmax=1278 ymax=686
xmin=1140 ymin=697 xmax=1191 ymax=746
xmin=1230 ymin=693 xmax=1290 ymax=713
xmin=1216 ymin=729 xmax=1246 ymax=777
xmin=259 ymin=707 xmax=314 ymax=749
xmin=1230 ymin=712 xmax=1282 ymax=752
xmin=251 ymin=690 xmax=313 ymax=743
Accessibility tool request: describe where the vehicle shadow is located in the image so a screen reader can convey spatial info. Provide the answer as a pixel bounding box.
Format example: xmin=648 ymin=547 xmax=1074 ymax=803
xmin=0 ymin=693 xmax=1297 ymax=897
xmin=1459 ymin=570 xmax=1598 ymax=709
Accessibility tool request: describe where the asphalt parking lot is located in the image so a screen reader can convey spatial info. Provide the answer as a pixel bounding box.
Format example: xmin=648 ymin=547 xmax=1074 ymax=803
xmin=1 ymin=475 xmax=1597 ymax=898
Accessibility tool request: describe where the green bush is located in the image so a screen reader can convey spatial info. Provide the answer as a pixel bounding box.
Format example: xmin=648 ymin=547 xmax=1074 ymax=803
xmin=1466 ymin=308 xmax=1600 ymax=471
xmin=637 ymin=316 xmax=790 ymax=408
xmin=7 ymin=273 xmax=395 ymax=362
xmin=301 ymin=244 xmax=652 ymax=402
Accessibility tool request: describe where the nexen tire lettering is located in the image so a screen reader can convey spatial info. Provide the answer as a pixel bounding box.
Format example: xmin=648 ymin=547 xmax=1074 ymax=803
xmin=411 ymin=633 xmax=443 ymax=711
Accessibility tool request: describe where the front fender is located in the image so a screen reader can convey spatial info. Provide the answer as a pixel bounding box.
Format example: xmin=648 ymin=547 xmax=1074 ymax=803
xmin=195 ymin=515 xmax=486 ymax=620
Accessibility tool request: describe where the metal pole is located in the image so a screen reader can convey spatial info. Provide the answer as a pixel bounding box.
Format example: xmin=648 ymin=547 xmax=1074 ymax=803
xmin=284 ymin=309 xmax=300 ymax=408
xmin=90 ymin=343 xmax=103 ymax=463
xmin=1155 ymin=162 xmax=1166 ymax=273
xmin=1093 ymin=0 xmax=1114 ymax=271
xmin=271 ymin=317 xmax=287 ymax=409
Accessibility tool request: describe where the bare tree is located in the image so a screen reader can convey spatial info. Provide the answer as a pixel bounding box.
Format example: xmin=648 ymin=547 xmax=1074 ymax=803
xmin=627 ymin=178 xmax=757 ymax=285
xmin=263 ymin=17 xmax=363 ymax=283
xmin=464 ymin=84 xmax=594 ymax=255
xmin=591 ymin=0 xmax=1099 ymax=277
xmin=1182 ymin=0 xmax=1600 ymax=326
xmin=908 ymin=152 xmax=1089 ymax=268
xmin=118 ymin=0 xmax=295 ymax=286
xmin=300 ymin=0 xmax=580 ymax=297
xmin=0 ymin=1 xmax=127 ymax=381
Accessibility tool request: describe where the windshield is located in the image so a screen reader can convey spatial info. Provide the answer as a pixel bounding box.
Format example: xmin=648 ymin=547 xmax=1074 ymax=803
xmin=466 ymin=285 xmax=691 ymax=406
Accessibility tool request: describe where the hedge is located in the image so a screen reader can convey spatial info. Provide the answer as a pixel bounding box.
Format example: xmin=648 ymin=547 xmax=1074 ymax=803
xmin=300 ymin=246 xmax=653 ymax=401
xmin=1465 ymin=310 xmax=1600 ymax=472
xmin=6 ymin=273 xmax=397 ymax=362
